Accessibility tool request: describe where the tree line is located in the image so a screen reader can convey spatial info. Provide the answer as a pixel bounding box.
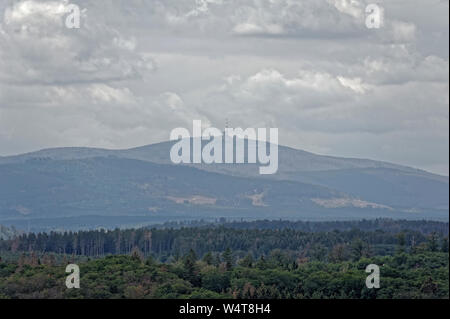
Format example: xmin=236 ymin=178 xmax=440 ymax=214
xmin=0 ymin=219 xmax=448 ymax=263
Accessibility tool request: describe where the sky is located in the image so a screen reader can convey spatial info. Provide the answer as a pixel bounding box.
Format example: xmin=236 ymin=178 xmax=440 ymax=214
xmin=0 ymin=0 xmax=448 ymax=176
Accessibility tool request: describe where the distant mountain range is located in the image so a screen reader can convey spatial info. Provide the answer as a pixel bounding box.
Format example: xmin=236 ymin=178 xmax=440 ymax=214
xmin=0 ymin=140 xmax=448 ymax=231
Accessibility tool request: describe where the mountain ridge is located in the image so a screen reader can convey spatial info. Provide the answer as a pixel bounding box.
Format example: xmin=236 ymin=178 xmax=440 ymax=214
xmin=0 ymin=140 xmax=446 ymax=179
xmin=0 ymin=140 xmax=448 ymax=231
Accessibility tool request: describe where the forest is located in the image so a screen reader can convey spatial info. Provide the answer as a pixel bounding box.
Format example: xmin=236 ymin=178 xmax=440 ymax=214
xmin=0 ymin=219 xmax=448 ymax=299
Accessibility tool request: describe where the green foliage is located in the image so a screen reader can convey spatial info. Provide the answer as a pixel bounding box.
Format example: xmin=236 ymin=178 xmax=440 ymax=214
xmin=1 ymin=220 xmax=447 ymax=263
xmin=0 ymin=250 xmax=447 ymax=299
xmin=0 ymin=220 xmax=448 ymax=299
xmin=222 ymin=248 xmax=234 ymax=271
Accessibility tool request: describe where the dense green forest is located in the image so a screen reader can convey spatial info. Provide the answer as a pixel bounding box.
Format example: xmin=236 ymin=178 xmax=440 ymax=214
xmin=1 ymin=219 xmax=448 ymax=261
xmin=0 ymin=219 xmax=448 ymax=299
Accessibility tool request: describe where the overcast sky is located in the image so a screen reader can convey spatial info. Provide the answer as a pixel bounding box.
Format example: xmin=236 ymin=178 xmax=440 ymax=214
xmin=0 ymin=0 xmax=448 ymax=175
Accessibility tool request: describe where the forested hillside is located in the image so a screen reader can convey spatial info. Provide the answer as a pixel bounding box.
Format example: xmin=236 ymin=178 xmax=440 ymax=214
xmin=1 ymin=219 xmax=448 ymax=260
xmin=1 ymin=143 xmax=448 ymax=231
xmin=0 ymin=219 xmax=448 ymax=299
xmin=0 ymin=249 xmax=448 ymax=299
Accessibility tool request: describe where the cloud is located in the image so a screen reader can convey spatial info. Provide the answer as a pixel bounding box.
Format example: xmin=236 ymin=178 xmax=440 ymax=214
xmin=0 ymin=0 xmax=448 ymax=175
xmin=0 ymin=0 xmax=154 ymax=86
xmin=202 ymin=49 xmax=448 ymax=135
xmin=194 ymin=53 xmax=448 ymax=173
xmin=230 ymin=0 xmax=366 ymax=37
xmin=331 ymin=0 xmax=363 ymax=18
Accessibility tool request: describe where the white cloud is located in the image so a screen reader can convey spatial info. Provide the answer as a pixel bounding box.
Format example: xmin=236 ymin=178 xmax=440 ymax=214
xmin=337 ymin=76 xmax=369 ymax=93
xmin=388 ymin=20 xmax=417 ymax=43
xmin=0 ymin=0 xmax=154 ymax=86
xmin=330 ymin=0 xmax=363 ymax=18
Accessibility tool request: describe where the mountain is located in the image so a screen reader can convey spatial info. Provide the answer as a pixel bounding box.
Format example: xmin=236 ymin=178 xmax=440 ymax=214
xmin=0 ymin=140 xmax=448 ymax=231
xmin=1 ymin=140 xmax=437 ymax=174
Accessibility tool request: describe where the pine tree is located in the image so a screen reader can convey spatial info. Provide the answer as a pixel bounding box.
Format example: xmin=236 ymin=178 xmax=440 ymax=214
xmin=396 ymin=232 xmax=406 ymax=254
xmin=441 ymin=237 xmax=449 ymax=253
xmin=427 ymin=232 xmax=438 ymax=252
xmin=183 ymin=249 xmax=199 ymax=284
xmin=222 ymin=248 xmax=233 ymax=271
xmin=239 ymin=253 xmax=254 ymax=268
xmin=202 ymin=252 xmax=214 ymax=265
